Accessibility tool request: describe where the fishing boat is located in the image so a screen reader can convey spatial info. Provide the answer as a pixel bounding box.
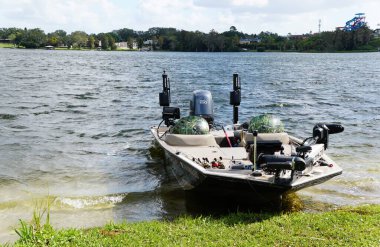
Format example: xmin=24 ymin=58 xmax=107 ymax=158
xmin=151 ymin=72 xmax=344 ymax=205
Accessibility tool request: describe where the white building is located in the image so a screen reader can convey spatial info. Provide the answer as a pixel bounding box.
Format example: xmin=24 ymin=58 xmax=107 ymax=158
xmin=143 ymin=39 xmax=158 ymax=46
xmin=373 ymin=29 xmax=380 ymax=38
xmin=115 ymin=41 xmax=138 ymax=50
xmin=239 ymin=38 xmax=261 ymax=45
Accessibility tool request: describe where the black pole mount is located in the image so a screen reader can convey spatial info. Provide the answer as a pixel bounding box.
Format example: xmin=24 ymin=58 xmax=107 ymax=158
xmin=230 ymin=73 xmax=241 ymax=124
xmin=159 ymin=70 xmax=170 ymax=107
xmin=158 ymin=71 xmax=180 ymax=126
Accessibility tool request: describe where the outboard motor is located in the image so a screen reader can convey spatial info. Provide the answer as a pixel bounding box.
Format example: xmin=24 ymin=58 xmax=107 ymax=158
xmin=190 ymin=90 xmax=214 ymax=125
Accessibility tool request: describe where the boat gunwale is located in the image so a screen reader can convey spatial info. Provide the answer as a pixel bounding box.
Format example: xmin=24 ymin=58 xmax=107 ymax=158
xmin=150 ymin=126 xmax=343 ymax=191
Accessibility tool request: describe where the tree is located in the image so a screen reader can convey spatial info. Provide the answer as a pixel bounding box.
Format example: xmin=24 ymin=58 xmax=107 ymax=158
xmin=108 ymin=31 xmax=120 ymax=43
xmin=224 ymin=35 xmax=240 ymax=51
xmin=2 ymin=24 xmax=379 ymax=52
xmin=70 ymin=31 xmax=88 ymax=48
xmin=0 ymin=27 xmax=23 ymax=40
xmin=207 ymin=29 xmax=219 ymax=52
xmin=47 ymin=33 xmax=59 ymax=46
xmin=8 ymin=33 xmax=16 ymax=46
xmin=108 ymin=35 xmax=117 ymax=50
xmin=137 ymin=38 xmax=143 ymax=49
xmin=88 ymin=35 xmax=95 ymax=49
xmin=127 ymin=37 xmax=134 ymax=49
xmin=100 ymin=34 xmax=109 ymax=50
xmin=116 ymin=28 xmax=135 ymax=41
xmin=14 ymin=31 xmax=24 ymax=47
xmin=20 ymin=28 xmax=46 ymax=48
xmin=52 ymin=30 xmax=68 ymax=46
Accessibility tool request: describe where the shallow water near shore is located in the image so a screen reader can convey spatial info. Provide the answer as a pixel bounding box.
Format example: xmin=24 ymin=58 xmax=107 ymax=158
xmin=0 ymin=49 xmax=379 ymax=242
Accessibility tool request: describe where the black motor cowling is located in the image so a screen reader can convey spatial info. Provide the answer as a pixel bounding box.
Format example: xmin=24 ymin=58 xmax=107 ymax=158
xmin=190 ymin=90 xmax=214 ymax=125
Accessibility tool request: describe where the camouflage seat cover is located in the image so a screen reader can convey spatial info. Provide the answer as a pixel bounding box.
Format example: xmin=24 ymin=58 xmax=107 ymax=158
xmin=248 ymin=114 xmax=284 ymax=133
xmin=170 ymin=116 xmax=209 ymax=135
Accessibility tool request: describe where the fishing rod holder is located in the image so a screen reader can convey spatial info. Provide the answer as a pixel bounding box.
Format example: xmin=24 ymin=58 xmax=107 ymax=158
xmin=230 ymin=73 xmax=241 ymax=124
xmin=159 ymin=71 xmax=171 ymax=106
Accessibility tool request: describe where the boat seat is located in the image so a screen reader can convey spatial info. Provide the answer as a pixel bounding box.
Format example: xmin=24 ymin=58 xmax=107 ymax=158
xmin=243 ymin=132 xmax=290 ymax=145
xmin=211 ymin=129 xmax=236 ymax=146
xmin=164 ymin=134 xmax=218 ymax=146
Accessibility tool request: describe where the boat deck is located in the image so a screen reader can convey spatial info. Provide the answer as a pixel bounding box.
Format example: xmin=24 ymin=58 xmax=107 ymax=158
xmin=151 ymin=126 xmax=343 ymax=192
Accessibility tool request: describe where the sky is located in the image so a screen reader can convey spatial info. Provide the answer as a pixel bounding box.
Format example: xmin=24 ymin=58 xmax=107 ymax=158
xmin=0 ymin=0 xmax=379 ymax=35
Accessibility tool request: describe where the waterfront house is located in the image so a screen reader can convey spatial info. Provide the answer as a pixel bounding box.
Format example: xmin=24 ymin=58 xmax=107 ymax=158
xmin=116 ymin=41 xmax=138 ymax=50
xmin=239 ymin=38 xmax=261 ymax=44
xmin=373 ymin=29 xmax=380 ymax=39
xmin=0 ymin=39 xmax=11 ymax=43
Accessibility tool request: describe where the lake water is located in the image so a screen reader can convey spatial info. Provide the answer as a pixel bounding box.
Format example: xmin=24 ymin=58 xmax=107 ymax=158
xmin=0 ymin=49 xmax=379 ymax=242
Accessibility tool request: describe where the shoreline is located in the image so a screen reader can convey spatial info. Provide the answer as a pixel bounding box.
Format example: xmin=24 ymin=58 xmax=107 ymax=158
xmin=0 ymin=46 xmax=380 ymax=54
xmin=1 ymin=44 xmax=379 ymax=53
xmin=10 ymin=204 xmax=380 ymax=246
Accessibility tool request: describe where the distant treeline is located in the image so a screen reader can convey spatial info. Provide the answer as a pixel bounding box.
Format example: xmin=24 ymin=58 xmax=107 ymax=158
xmin=0 ymin=26 xmax=379 ymax=52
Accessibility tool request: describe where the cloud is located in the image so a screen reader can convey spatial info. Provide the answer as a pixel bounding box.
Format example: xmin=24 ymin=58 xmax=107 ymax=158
xmin=0 ymin=0 xmax=122 ymax=33
xmin=193 ymin=0 xmax=268 ymax=8
xmin=0 ymin=0 xmax=379 ymax=35
xmin=232 ymin=0 xmax=268 ymax=7
xmin=192 ymin=0 xmax=233 ymax=8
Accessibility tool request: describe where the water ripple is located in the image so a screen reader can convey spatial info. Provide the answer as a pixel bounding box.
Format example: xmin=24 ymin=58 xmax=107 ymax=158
xmin=0 ymin=50 xmax=379 ymax=242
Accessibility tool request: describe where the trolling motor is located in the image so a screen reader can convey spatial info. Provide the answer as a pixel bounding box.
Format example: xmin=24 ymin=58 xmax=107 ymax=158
xmin=230 ymin=74 xmax=241 ymax=124
xmin=159 ymin=71 xmax=180 ymax=126
xmin=302 ymin=123 xmax=344 ymax=150
xmin=253 ymin=123 xmax=343 ymax=182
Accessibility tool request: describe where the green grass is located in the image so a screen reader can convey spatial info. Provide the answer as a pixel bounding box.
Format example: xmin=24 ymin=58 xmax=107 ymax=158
xmin=11 ymin=204 xmax=380 ymax=246
xmin=0 ymin=43 xmax=15 ymax=48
